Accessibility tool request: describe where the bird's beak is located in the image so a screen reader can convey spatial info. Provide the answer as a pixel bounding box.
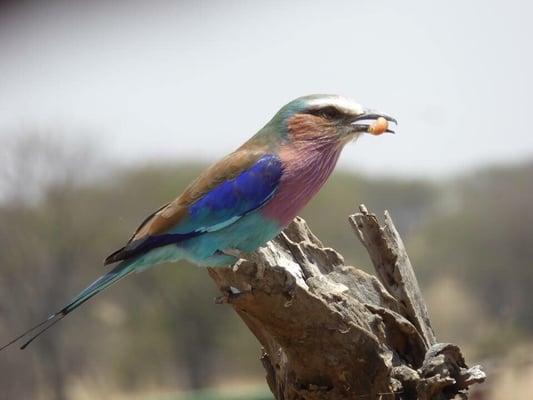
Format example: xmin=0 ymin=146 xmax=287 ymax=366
xmin=350 ymin=110 xmax=398 ymax=135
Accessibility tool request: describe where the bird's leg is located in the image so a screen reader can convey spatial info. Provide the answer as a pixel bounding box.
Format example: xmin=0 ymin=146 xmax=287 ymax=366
xmin=213 ymin=248 xmax=252 ymax=304
xmin=214 ymin=285 xmax=252 ymax=304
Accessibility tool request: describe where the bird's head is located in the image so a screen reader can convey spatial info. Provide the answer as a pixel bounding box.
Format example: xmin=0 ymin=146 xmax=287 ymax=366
xmin=268 ymin=94 xmax=396 ymax=147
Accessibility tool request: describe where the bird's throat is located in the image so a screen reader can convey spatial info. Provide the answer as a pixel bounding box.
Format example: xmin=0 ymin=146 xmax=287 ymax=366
xmin=262 ymin=141 xmax=342 ymax=226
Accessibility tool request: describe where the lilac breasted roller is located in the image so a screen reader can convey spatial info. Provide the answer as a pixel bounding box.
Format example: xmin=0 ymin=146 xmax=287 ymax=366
xmin=1 ymin=94 xmax=396 ymax=350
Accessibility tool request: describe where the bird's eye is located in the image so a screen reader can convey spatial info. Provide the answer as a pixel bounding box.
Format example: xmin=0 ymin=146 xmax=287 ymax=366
xmin=312 ymin=106 xmax=342 ymax=120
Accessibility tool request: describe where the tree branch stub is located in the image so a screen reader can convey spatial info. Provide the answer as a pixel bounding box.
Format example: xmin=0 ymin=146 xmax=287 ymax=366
xmin=208 ymin=206 xmax=485 ymax=399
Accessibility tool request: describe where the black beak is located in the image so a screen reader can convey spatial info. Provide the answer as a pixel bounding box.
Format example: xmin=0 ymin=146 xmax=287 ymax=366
xmin=351 ymin=110 xmax=398 ymax=134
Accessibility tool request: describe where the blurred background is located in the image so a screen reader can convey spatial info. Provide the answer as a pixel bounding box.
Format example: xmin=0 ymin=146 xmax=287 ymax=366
xmin=1 ymin=1 xmax=532 ymax=399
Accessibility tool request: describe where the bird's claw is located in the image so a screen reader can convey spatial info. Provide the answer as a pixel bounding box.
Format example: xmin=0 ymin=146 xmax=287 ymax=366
xmin=215 ymin=286 xmax=250 ymax=304
xmin=221 ymin=248 xmax=243 ymax=258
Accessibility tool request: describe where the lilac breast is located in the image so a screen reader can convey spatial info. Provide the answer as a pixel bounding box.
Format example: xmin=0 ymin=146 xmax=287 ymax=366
xmin=261 ymin=142 xmax=342 ymax=226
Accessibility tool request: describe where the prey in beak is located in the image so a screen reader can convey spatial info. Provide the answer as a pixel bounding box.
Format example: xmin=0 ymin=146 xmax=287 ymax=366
xmin=351 ymin=111 xmax=398 ymax=135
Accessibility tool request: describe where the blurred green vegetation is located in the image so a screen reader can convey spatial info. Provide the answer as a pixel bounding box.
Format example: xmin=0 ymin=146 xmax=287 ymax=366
xmin=152 ymin=387 xmax=272 ymax=400
xmin=0 ymin=135 xmax=532 ymax=399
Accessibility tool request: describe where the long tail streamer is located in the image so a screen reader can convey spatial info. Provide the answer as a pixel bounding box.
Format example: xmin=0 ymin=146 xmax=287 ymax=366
xmin=0 ymin=260 xmax=133 ymax=351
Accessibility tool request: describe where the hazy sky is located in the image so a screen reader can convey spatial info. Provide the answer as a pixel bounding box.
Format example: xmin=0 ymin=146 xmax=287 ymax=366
xmin=0 ymin=0 xmax=532 ymax=177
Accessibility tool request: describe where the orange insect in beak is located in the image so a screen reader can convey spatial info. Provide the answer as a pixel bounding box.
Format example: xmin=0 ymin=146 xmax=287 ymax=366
xmin=368 ymin=117 xmax=390 ymax=136
xmin=350 ymin=111 xmax=397 ymax=135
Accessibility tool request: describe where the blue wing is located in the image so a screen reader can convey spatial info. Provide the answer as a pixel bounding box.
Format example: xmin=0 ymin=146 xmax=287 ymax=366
xmin=181 ymin=154 xmax=282 ymax=233
xmin=104 ymin=154 xmax=283 ymax=264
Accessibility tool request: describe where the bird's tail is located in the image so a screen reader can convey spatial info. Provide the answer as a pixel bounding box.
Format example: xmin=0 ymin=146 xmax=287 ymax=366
xmin=0 ymin=260 xmax=135 ymax=351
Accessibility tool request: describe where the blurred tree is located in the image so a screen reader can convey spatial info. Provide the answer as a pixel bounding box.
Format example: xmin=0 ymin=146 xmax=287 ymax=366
xmin=411 ymin=162 xmax=533 ymax=350
xmin=0 ymin=134 xmax=105 ymax=400
xmin=301 ymin=171 xmax=439 ymax=269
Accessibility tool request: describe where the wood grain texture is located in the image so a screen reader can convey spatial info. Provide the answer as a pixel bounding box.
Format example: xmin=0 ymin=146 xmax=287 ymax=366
xmin=208 ymin=207 xmax=485 ymax=399
xmin=349 ymin=205 xmax=436 ymax=348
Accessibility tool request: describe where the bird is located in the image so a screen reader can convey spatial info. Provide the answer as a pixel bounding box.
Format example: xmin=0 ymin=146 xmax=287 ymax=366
xmin=0 ymin=94 xmax=396 ymax=351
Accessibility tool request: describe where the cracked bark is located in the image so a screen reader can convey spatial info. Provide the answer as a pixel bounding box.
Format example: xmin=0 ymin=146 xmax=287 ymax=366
xmin=208 ymin=205 xmax=485 ymax=399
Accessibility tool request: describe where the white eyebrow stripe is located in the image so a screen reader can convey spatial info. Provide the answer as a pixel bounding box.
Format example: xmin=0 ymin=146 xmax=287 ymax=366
xmin=307 ymin=96 xmax=364 ymax=115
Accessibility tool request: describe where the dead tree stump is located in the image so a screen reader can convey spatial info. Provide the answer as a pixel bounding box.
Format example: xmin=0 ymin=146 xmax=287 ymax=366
xmin=208 ymin=205 xmax=485 ymax=399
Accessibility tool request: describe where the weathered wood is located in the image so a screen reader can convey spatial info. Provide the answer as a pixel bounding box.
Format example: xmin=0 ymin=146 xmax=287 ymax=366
xmin=208 ymin=207 xmax=485 ymax=399
xmin=348 ymin=204 xmax=436 ymax=348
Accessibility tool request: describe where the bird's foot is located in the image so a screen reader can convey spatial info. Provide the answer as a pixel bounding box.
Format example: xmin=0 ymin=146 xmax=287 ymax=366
xmin=221 ymin=248 xmax=244 ymax=259
xmin=215 ymin=286 xmax=251 ymax=304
